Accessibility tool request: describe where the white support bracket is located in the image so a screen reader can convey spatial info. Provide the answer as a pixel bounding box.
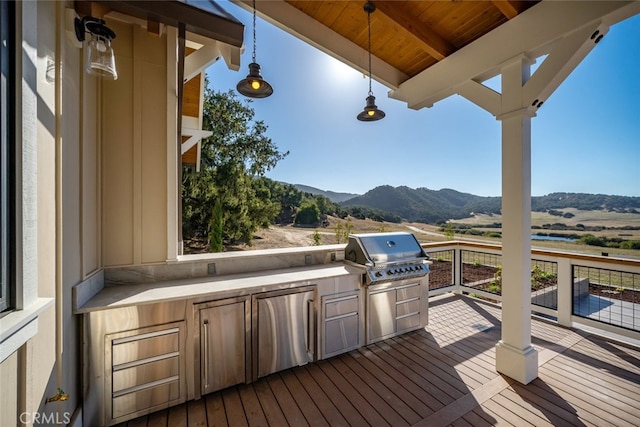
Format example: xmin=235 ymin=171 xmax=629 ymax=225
xmin=523 ymin=21 xmax=605 ymax=109
xmin=184 ymin=43 xmax=221 ymax=83
xmin=186 ymin=31 xmax=242 ymax=73
xmin=456 ymin=80 xmax=502 ymax=117
xmin=181 ymin=128 xmax=213 ymax=155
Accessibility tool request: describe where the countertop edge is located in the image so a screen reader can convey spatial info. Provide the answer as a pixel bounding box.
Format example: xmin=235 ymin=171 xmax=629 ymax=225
xmin=75 ymin=263 xmax=361 ymax=314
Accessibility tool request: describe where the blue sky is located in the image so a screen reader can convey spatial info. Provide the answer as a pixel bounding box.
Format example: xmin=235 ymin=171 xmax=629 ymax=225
xmin=206 ymin=3 xmax=639 ymax=198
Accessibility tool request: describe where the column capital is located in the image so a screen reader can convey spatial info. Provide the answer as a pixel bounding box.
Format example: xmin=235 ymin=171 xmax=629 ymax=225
xmin=496 ymin=107 xmax=536 ymax=121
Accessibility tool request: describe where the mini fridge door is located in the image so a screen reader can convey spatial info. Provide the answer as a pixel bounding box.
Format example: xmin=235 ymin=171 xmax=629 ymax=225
xmin=253 ymin=286 xmax=316 ymax=380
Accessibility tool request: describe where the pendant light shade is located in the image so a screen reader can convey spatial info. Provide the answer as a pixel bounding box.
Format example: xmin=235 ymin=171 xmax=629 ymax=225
xmin=75 ymin=16 xmax=118 ymax=80
xmin=237 ymin=62 xmax=273 ymax=98
xmin=357 ymin=2 xmax=385 ymax=122
xmin=237 ymin=0 xmax=273 ymax=98
xmin=357 ymin=94 xmax=386 ymax=121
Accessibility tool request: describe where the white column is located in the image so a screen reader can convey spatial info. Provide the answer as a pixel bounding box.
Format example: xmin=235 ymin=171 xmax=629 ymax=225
xmin=495 ymin=58 xmax=538 ymax=384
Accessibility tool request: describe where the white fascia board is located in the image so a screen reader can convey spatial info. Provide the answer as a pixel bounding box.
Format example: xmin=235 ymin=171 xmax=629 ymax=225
xmin=232 ymin=0 xmax=407 ymax=90
xmin=389 ymin=1 xmax=640 ymax=110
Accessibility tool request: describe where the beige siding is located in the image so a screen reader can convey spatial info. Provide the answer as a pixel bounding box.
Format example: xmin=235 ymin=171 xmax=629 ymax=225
xmin=102 ymin=21 xmax=134 ymax=266
xmin=0 ymin=351 xmax=18 ymax=425
xmin=32 ymin=0 xmax=60 ymax=419
xmin=102 ymin=22 xmax=168 ymax=266
xmin=82 ymin=74 xmax=101 ymax=276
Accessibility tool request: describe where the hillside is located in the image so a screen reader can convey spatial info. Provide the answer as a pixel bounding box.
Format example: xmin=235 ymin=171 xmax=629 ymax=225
xmin=293 ymin=184 xmax=359 ymax=203
xmin=340 ymin=186 xmax=639 ymax=224
xmin=341 ymin=185 xmax=501 ymax=223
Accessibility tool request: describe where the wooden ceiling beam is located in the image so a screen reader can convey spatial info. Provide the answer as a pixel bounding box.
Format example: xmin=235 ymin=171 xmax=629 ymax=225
xmin=74 ymin=1 xmax=111 ymax=18
xmin=491 ymin=1 xmax=527 ymax=19
xmin=372 ymin=1 xmax=455 ymax=61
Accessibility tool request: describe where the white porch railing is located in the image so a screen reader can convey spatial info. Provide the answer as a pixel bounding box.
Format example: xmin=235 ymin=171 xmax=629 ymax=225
xmin=422 ymin=241 xmax=640 ymax=343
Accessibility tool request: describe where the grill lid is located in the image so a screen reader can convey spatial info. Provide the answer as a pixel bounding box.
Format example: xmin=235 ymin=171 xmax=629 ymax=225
xmin=345 ymin=232 xmax=429 ymax=266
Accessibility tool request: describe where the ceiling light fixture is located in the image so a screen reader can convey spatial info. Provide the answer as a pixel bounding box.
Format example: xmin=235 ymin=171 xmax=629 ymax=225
xmin=75 ymin=16 xmax=118 ymax=80
xmin=357 ymin=2 xmax=385 ymax=122
xmin=236 ymin=0 xmax=273 ymax=98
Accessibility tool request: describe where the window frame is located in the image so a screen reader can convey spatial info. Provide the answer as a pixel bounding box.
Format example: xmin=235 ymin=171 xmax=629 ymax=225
xmin=0 ymin=0 xmax=15 ymax=314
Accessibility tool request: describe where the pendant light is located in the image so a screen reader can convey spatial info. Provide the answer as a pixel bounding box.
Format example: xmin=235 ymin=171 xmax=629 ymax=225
xmin=357 ymin=2 xmax=385 ymax=121
xmin=236 ymin=0 xmax=273 ymax=98
xmin=74 ymin=16 xmax=118 ymax=80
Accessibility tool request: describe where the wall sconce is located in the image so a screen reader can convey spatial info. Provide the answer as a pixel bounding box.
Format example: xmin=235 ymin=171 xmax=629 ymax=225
xmin=74 ymin=16 xmax=118 ymax=80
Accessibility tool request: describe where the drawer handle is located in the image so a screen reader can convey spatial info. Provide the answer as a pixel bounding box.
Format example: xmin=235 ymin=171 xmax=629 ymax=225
xmin=307 ymin=299 xmax=314 ymax=355
xmin=203 ymin=320 xmax=209 ymax=390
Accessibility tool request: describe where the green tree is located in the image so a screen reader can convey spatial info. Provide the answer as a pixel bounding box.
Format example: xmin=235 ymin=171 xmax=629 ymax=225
xmin=313 ymin=230 xmax=322 ymax=246
xmin=182 ymin=87 xmax=288 ymax=250
xmin=295 ymin=201 xmax=321 ymax=225
xmin=443 ymin=223 xmax=455 ymax=240
xmin=209 ymin=198 xmax=224 ymax=252
xmin=334 ymin=217 xmax=354 ymax=243
xmin=335 ymin=222 xmax=344 ymax=243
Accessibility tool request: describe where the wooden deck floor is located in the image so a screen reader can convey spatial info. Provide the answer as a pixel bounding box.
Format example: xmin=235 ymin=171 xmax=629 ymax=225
xmin=115 ymin=294 xmax=640 ymax=427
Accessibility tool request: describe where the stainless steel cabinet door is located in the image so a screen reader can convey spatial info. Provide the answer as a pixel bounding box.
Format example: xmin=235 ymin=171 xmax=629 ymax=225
xmin=254 ymin=287 xmax=316 ymax=379
xmin=322 ymin=292 xmax=361 ymax=358
xmin=367 ymin=288 xmax=396 ymax=343
xmin=199 ymin=301 xmax=247 ymax=394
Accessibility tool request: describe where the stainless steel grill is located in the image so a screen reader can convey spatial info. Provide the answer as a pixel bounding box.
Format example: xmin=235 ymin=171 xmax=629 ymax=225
xmin=344 ymin=232 xmax=430 ymax=285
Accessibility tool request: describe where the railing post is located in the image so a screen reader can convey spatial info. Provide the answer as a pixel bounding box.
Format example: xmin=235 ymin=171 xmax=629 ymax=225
xmin=556 ymin=258 xmax=572 ymax=327
xmin=453 ymin=246 xmax=462 ymax=294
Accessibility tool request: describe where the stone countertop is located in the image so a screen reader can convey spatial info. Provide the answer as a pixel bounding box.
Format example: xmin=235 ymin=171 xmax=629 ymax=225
xmin=75 ymin=264 xmax=361 ymax=314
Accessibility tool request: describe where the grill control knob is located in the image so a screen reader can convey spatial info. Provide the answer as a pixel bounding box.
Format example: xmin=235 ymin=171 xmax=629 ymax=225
xmin=375 ymin=271 xmax=383 ymax=278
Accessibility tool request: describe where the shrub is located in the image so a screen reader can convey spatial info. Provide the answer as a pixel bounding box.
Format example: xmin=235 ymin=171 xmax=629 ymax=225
xmin=579 ymin=234 xmax=606 ymax=247
xmin=620 ymin=240 xmax=640 ymax=250
xmin=294 ymin=201 xmax=320 ymax=225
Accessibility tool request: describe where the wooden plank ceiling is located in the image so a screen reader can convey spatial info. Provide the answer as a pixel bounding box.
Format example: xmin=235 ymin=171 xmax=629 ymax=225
xmin=285 ymin=0 xmax=539 ymax=81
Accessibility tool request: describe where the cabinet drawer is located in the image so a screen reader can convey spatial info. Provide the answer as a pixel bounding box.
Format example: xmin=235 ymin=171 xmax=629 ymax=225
xmin=112 ymin=329 xmax=179 ymax=366
xmin=397 ymin=284 xmax=422 ymax=301
xmin=397 ymin=313 xmax=421 ymax=332
xmin=112 ymin=356 xmax=179 ymax=394
xmin=105 ymin=321 xmax=186 ymax=425
xmin=325 ymin=295 xmax=359 ymax=319
xmin=112 ymin=379 xmax=180 ymax=419
xmin=325 ymin=314 xmax=359 ymax=356
xmin=396 ymin=299 xmax=420 ymax=318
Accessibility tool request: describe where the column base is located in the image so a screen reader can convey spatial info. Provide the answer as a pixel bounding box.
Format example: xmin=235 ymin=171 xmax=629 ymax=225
xmin=495 ymin=341 xmax=538 ymax=384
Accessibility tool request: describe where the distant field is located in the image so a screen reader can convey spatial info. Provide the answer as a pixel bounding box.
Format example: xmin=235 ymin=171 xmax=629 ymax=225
xmin=457 ymin=208 xmax=640 ymax=228
xmin=446 ymin=209 xmax=640 ymax=258
xmin=201 ymin=211 xmax=640 ymax=260
xmin=455 ymin=209 xmax=640 ymax=238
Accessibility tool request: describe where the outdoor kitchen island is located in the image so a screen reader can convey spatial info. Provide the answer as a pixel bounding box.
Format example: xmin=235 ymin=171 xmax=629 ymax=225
xmin=74 ymin=240 xmax=430 ymax=427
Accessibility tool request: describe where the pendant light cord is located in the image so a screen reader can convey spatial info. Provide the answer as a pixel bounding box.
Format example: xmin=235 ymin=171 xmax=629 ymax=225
xmin=367 ymin=7 xmax=373 ymax=96
xmin=252 ymin=0 xmax=257 ymax=63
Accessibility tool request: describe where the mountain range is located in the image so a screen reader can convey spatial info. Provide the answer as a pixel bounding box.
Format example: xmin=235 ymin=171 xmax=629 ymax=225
xmin=295 ymin=184 xmax=640 ymax=224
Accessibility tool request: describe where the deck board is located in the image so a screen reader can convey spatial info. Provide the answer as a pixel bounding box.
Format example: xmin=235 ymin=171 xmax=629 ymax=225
xmin=303 ymin=363 xmax=369 ymax=425
xmin=345 ymin=350 xmax=433 ymax=418
xmin=265 ymin=374 xmax=308 ymax=426
xmin=203 ymin=392 xmax=227 ymax=427
xmin=252 ymin=378 xmax=287 ymax=426
xmin=368 ymin=339 xmax=464 ymax=403
xmin=114 ymin=294 xmax=640 ymax=427
xmin=236 ymin=384 xmax=269 ymax=427
xmin=279 ymin=369 xmax=329 ymax=427
xmin=292 ymin=366 xmax=349 ymax=426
